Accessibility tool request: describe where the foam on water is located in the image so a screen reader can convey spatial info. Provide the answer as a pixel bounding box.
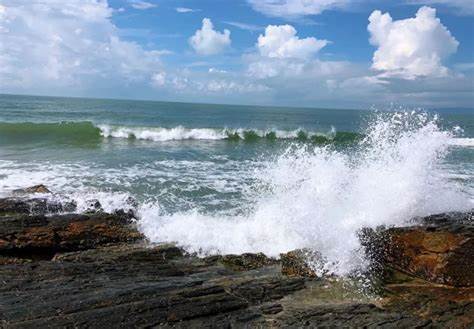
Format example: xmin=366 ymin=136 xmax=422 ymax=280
xmin=98 ymin=124 xmax=334 ymax=142
xmin=449 ymin=138 xmax=474 ymax=147
xmin=98 ymin=125 xmax=227 ymax=141
xmin=138 ymin=112 xmax=473 ymax=275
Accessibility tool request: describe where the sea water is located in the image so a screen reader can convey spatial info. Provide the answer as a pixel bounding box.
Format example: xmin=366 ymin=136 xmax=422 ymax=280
xmin=0 ymin=94 xmax=472 ymax=275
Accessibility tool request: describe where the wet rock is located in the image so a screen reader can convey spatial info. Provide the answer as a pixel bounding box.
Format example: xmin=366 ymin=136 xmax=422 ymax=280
xmin=0 ymin=212 xmax=143 ymax=257
xmin=382 ymin=279 xmax=474 ymax=328
xmin=0 ymin=244 xmax=296 ymax=328
xmin=12 ymin=184 xmax=51 ymax=195
xmin=230 ymin=276 xmax=306 ymax=305
xmin=84 ymin=199 xmax=103 ymax=213
xmin=0 ymin=208 xmax=472 ymax=328
xmin=125 ymin=196 xmax=139 ymax=209
xmin=219 ymin=252 xmax=277 ymax=271
xmin=381 ymin=212 xmax=474 ymax=287
xmin=273 ymin=303 xmax=432 ymax=328
xmin=280 ymin=249 xmax=319 ymax=278
xmin=0 ymin=197 xmax=76 ymax=216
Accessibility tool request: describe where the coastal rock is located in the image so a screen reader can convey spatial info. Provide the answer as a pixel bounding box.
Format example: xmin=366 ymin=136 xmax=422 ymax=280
xmin=0 ymin=201 xmax=472 ymax=328
xmin=380 ymin=212 xmax=474 ymax=287
xmin=84 ymin=199 xmax=103 ymax=213
xmin=12 ymin=184 xmax=51 ymax=195
xmin=0 ymin=197 xmax=76 ymax=216
xmin=218 ymin=252 xmax=277 ymax=271
xmin=280 ymin=249 xmax=318 ymax=278
xmin=0 ymin=212 xmax=143 ymax=257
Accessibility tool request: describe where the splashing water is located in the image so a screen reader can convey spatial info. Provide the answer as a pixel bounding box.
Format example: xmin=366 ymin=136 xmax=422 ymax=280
xmin=138 ymin=112 xmax=472 ymax=275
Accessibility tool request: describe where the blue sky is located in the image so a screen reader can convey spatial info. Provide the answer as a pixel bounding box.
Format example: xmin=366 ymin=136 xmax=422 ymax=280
xmin=0 ymin=0 xmax=473 ymax=109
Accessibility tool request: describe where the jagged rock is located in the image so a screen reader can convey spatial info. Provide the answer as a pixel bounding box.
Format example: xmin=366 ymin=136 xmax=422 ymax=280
xmin=219 ymin=252 xmax=277 ymax=271
xmin=12 ymin=184 xmax=51 ymax=195
xmin=380 ymin=212 xmax=473 ymax=287
xmin=272 ymin=303 xmax=432 ymax=328
xmin=84 ymin=199 xmax=103 ymax=213
xmin=0 ymin=212 xmax=143 ymax=257
xmin=0 ymin=197 xmax=76 ymax=216
xmin=280 ymin=249 xmax=319 ymax=278
xmin=0 ymin=204 xmax=472 ymax=328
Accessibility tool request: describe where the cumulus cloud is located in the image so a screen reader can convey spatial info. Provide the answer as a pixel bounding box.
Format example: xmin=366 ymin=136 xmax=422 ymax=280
xmin=128 ymin=0 xmax=156 ymax=10
xmin=368 ymin=6 xmax=459 ymax=79
xmin=189 ymin=18 xmax=231 ymax=55
xmin=245 ymin=24 xmax=337 ymax=79
xmin=257 ymin=25 xmax=328 ymax=59
xmin=0 ymin=0 xmax=162 ymax=94
xmin=247 ymin=0 xmax=349 ymax=18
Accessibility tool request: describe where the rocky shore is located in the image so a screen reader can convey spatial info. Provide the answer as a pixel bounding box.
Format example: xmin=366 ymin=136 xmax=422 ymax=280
xmin=0 ymin=186 xmax=473 ymax=328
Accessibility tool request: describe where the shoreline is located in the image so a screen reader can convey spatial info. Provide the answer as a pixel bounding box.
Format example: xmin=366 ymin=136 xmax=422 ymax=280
xmin=0 ymin=186 xmax=472 ymax=327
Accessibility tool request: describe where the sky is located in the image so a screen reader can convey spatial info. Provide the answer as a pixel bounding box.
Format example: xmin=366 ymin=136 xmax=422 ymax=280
xmin=0 ymin=0 xmax=473 ymax=109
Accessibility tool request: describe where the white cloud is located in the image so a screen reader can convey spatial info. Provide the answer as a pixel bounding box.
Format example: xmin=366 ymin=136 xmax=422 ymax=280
xmin=408 ymin=1 xmax=474 ymax=16
xmin=150 ymin=69 xmax=270 ymax=96
xmin=128 ymin=0 xmax=156 ymax=10
xmin=247 ymin=0 xmax=349 ymax=18
xmin=0 ymin=0 xmax=162 ymax=93
xmin=257 ymin=25 xmax=328 ymax=59
xmin=151 ymin=72 xmax=166 ymax=87
xmin=368 ymin=6 xmax=459 ymax=79
xmin=208 ymin=68 xmax=227 ymax=73
xmin=175 ymin=7 xmax=199 ymax=13
xmin=224 ymin=21 xmax=263 ymax=32
xmin=245 ymin=24 xmax=335 ymax=79
xmin=189 ymin=18 xmax=231 ymax=55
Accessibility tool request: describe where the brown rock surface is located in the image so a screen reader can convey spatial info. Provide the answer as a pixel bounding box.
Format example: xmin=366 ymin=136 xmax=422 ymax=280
xmin=0 ymin=211 xmax=143 ymax=256
xmin=381 ymin=212 xmax=473 ymax=287
xmin=280 ymin=249 xmax=318 ymax=278
xmin=12 ymin=184 xmax=51 ymax=194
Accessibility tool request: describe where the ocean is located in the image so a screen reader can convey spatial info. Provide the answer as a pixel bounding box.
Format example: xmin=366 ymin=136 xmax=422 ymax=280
xmin=0 ymin=94 xmax=473 ymax=275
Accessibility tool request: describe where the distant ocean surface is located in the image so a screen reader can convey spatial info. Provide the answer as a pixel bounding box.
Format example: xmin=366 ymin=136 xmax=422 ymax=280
xmin=0 ymin=94 xmax=473 ymax=275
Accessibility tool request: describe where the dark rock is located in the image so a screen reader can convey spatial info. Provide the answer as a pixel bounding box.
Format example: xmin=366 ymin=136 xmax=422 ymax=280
xmin=219 ymin=252 xmax=277 ymax=271
xmin=84 ymin=199 xmax=103 ymax=213
xmin=125 ymin=196 xmax=139 ymax=209
xmin=0 ymin=208 xmax=473 ymax=328
xmin=260 ymin=302 xmax=283 ymax=315
xmin=0 ymin=197 xmax=76 ymax=216
xmin=230 ymin=276 xmax=306 ymax=304
xmin=382 ymin=279 xmax=474 ymax=328
xmin=272 ymin=303 xmax=432 ymax=328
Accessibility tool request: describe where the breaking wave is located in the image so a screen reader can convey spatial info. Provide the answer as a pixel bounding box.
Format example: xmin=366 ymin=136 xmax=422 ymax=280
xmin=98 ymin=124 xmax=363 ymax=143
xmin=1 ymin=121 xmax=472 ymax=147
xmin=138 ymin=112 xmax=473 ymax=276
xmin=0 ymin=121 xmax=362 ymax=144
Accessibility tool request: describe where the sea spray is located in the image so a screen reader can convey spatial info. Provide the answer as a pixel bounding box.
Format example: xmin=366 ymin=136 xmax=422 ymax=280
xmin=137 ymin=111 xmax=472 ymax=275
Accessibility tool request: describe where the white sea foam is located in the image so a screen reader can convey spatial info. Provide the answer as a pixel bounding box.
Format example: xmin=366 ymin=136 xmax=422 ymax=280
xmin=97 ymin=124 xmax=324 ymax=141
xmin=97 ymin=124 xmax=474 ymax=147
xmin=449 ymin=138 xmax=474 ymax=147
xmin=138 ymin=112 xmax=473 ymax=276
xmin=98 ymin=125 xmax=227 ymax=141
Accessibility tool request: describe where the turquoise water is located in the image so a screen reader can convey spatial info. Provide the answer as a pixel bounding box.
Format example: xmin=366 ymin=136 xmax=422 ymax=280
xmin=0 ymin=94 xmax=472 ymax=273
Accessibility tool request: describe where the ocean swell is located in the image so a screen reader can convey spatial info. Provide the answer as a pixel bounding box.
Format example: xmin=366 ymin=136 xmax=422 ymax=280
xmin=1 ymin=121 xmax=472 ymax=147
